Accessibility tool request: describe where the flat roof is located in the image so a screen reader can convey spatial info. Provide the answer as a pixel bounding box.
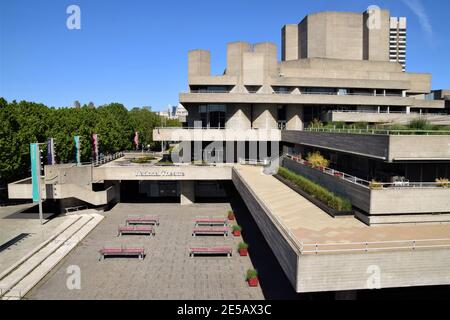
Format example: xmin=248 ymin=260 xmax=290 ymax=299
xmin=234 ymin=165 xmax=450 ymax=254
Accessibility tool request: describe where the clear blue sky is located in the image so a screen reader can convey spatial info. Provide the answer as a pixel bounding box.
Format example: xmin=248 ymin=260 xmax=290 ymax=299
xmin=1 ymin=0 xmax=449 ymax=111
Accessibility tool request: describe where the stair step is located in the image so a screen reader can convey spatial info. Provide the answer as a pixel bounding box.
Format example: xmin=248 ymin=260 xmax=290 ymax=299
xmin=0 ymin=215 xmax=93 ymax=296
xmin=3 ymin=214 xmax=104 ymax=299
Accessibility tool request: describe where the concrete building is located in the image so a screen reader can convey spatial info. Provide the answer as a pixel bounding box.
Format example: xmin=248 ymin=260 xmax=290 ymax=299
xmin=390 ymin=17 xmax=407 ymax=71
xmin=7 ymin=9 xmax=450 ymax=295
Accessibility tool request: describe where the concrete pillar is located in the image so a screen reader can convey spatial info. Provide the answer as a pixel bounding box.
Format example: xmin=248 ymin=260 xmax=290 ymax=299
xmin=180 ymin=180 xmax=195 ymax=205
xmin=226 ymin=104 xmax=251 ymax=129
xmin=286 ymin=105 xmax=304 ymax=130
xmin=282 ymin=24 xmax=299 ymax=61
xmin=188 ymin=50 xmax=210 ymax=80
xmin=252 ymin=105 xmax=277 ymax=129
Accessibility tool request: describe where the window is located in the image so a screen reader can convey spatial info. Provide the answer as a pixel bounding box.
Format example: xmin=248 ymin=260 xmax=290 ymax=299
xmin=198 ymin=104 xmax=227 ymax=128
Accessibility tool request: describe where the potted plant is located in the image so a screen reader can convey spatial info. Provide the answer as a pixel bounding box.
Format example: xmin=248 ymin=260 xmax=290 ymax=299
xmin=369 ymin=180 xmax=383 ymax=190
xmin=246 ymin=269 xmax=259 ymax=287
xmin=232 ymin=224 xmax=242 ymax=237
xmin=307 ymin=151 xmax=329 ymax=170
xmin=436 ymin=178 xmax=450 ymax=188
xmin=238 ymin=242 xmax=249 ymax=256
xmin=227 ymin=210 xmax=235 ymax=220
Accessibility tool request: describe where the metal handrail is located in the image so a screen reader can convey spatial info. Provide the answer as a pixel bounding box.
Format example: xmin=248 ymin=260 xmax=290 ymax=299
xmin=327 ymin=110 xmax=450 ymax=116
xmin=304 ymin=127 xmax=450 ymax=135
xmin=301 ymin=238 xmax=450 ymax=254
xmin=285 ymin=154 xmax=449 ymax=189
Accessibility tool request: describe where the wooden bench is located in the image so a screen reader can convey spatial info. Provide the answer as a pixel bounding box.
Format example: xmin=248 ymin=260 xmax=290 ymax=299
xmin=99 ymin=247 xmax=145 ymax=260
xmin=118 ymin=225 xmax=155 ymax=237
xmin=192 ymin=227 xmax=228 ymax=237
xmin=126 ymin=215 xmax=160 ymax=226
xmin=194 ymin=218 xmax=228 ymax=227
xmin=189 ymin=246 xmax=232 ymax=257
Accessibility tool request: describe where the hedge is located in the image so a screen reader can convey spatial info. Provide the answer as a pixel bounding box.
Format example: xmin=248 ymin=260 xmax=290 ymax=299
xmin=277 ymin=167 xmax=352 ymax=211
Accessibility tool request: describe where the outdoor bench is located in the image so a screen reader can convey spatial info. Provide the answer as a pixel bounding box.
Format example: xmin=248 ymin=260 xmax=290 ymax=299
xmin=189 ymin=246 xmax=232 ymax=257
xmin=99 ymin=247 xmax=145 ymax=260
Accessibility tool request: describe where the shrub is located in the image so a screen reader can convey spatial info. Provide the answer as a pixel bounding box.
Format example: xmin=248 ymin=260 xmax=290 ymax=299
xmin=246 ymin=268 xmax=258 ymax=280
xmin=238 ymin=242 xmax=249 ymax=250
xmin=352 ymin=122 xmax=369 ymax=130
xmin=277 ymin=167 xmax=352 ymax=211
xmin=306 ymin=151 xmax=329 ymax=168
xmin=369 ymin=180 xmax=383 ymax=189
xmin=232 ymin=224 xmax=242 ymax=232
xmin=408 ymin=118 xmax=432 ymax=131
xmin=436 ymin=178 xmax=450 ymax=188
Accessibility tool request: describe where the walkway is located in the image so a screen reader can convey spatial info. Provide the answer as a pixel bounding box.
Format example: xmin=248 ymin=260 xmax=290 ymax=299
xmin=234 ymin=165 xmax=450 ymax=253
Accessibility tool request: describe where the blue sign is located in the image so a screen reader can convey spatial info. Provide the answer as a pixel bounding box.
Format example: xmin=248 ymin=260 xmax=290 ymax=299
xmin=47 ymin=138 xmax=55 ymax=165
xmin=30 ymin=143 xmax=40 ymax=202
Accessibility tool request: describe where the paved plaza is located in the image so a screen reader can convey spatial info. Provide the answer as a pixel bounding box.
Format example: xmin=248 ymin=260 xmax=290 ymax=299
xmin=25 ymin=203 xmax=266 ymax=300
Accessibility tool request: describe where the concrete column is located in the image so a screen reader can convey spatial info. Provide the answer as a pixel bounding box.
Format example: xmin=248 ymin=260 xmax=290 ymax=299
xmin=252 ymin=105 xmax=277 ymax=129
xmin=180 ymin=180 xmax=195 ymax=205
xmin=286 ymin=105 xmax=304 ymax=130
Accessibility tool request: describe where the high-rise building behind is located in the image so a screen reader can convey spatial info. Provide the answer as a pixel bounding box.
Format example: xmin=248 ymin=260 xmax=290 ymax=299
xmin=389 ymin=17 xmax=407 ymax=71
xmin=282 ymin=10 xmax=406 ymax=71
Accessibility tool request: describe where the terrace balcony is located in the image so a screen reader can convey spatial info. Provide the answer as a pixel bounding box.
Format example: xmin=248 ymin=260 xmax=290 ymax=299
xmin=282 ymin=128 xmax=450 ymax=161
xmin=153 ymin=127 xmax=281 ymax=142
xmin=283 ymin=155 xmax=450 ymax=223
xmin=323 ymin=110 xmax=450 ymax=125
xmin=180 ymin=91 xmax=417 ymax=107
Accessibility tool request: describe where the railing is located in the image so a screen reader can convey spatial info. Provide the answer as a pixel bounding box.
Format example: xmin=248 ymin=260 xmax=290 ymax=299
xmin=190 ymin=89 xmax=230 ymax=93
xmin=155 ymin=127 xmax=281 ymax=131
xmin=93 ymin=151 xmax=124 ymax=166
xmin=300 ymin=238 xmax=450 ymax=254
xmin=327 ymin=110 xmax=450 ymax=116
xmin=238 ymin=158 xmax=270 ymax=166
xmin=285 ymin=154 xmax=449 ymax=189
xmin=303 ymin=127 xmax=450 ymax=136
xmin=186 ymin=91 xmax=404 ymax=97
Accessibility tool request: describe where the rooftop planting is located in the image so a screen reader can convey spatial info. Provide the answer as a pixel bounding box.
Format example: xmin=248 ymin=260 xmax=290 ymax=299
xmin=277 ymin=167 xmax=352 ymax=211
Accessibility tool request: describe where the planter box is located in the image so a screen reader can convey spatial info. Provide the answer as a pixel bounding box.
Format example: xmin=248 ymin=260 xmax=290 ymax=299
xmin=233 ymin=230 xmax=241 ymax=237
xmin=239 ymin=248 xmax=248 ymax=256
xmin=247 ymin=277 xmax=259 ymax=287
xmin=274 ymin=174 xmax=354 ymax=218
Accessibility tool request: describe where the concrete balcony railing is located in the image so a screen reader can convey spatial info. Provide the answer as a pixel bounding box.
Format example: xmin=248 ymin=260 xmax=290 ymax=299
xmin=283 ymin=129 xmax=450 ymax=161
xmin=152 ymin=127 xmax=282 ymax=142
xmin=324 ymin=110 xmax=450 ymax=125
xmin=7 ymin=177 xmax=114 ymax=206
xmin=283 ymin=156 xmax=450 ymax=216
xmin=180 ymin=92 xmax=415 ymax=107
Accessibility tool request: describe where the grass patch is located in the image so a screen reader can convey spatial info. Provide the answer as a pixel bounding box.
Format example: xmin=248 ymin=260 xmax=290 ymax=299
xmin=278 ymin=167 xmax=352 ymax=211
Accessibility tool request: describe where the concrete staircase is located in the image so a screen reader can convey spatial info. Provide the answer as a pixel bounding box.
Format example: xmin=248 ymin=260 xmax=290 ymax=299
xmin=0 ymin=213 xmax=104 ymax=300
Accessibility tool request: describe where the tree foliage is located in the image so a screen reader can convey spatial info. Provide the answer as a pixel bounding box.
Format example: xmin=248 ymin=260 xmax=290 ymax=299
xmin=0 ymin=99 xmax=179 ymax=182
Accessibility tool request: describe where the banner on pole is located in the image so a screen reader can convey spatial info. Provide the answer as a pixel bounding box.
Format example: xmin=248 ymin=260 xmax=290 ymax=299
xmin=47 ymin=138 xmax=55 ymax=165
xmin=134 ymin=132 xmax=139 ymax=149
xmin=30 ymin=143 xmax=40 ymax=202
xmin=74 ymin=136 xmax=81 ymax=165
